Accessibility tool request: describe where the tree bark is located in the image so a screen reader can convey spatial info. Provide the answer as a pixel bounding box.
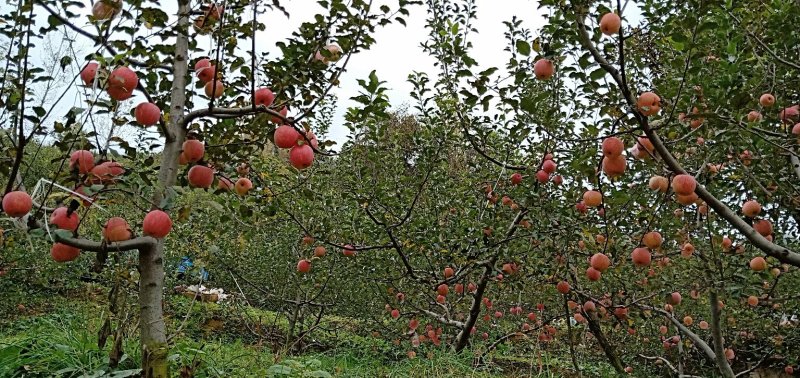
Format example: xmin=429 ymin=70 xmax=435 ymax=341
xmin=138 ymin=0 xmax=190 ymax=375
xmin=710 ymin=291 xmax=735 ymax=378
xmin=585 ymin=312 xmax=625 ymax=374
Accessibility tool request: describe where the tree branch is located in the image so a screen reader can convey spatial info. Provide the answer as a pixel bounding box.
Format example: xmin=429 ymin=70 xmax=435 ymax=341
xmin=53 ymin=234 xmax=157 ymax=252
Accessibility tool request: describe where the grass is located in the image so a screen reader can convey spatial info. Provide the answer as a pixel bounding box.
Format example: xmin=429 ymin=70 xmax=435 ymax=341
xmin=0 ymin=293 xmax=622 ymax=377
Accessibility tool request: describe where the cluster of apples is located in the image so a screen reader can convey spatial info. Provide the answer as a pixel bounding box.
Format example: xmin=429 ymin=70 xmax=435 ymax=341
xmin=194 ymin=58 xmax=225 ymax=99
xmin=274 ymin=124 xmax=318 ymax=170
xmin=80 ymin=62 xmax=161 ymax=126
xmin=294 ymin=235 xmax=338 ymax=274
xmin=180 ymin=138 xmax=253 ymax=196
xmin=193 ymin=3 xmax=224 ymax=34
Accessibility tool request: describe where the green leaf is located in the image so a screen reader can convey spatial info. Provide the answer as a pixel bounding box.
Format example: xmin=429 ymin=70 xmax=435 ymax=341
xmin=515 ymin=40 xmax=531 ymax=56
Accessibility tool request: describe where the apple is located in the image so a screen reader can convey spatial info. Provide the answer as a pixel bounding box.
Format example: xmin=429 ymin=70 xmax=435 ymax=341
xmin=289 ymin=145 xmax=314 ymax=169
xmin=106 ymin=66 xmax=138 ymax=101
xmin=556 ymin=281 xmax=570 ymax=294
xmin=636 ymin=92 xmax=660 ymax=116
xmin=2 ymin=191 xmax=32 ymax=218
xmin=643 ymin=231 xmax=663 ymax=249
xmin=437 ymin=284 xmax=449 ymax=296
xmin=80 ymin=62 xmax=99 ymax=85
xmin=590 ymin=253 xmax=611 ymax=272
xmin=135 ymin=102 xmax=161 ymax=126
xmin=103 ymin=217 xmax=132 ymax=242
xmin=217 ymin=176 xmax=233 ymax=191
xmin=747 ymin=110 xmax=762 ymax=122
xmin=648 ymin=175 xmax=668 ymax=192
xmin=49 ymin=207 xmax=79 ymax=231
xmin=274 ymin=125 xmax=301 ymax=148
xmin=204 ymin=80 xmax=224 ymax=98
xmin=586 ymin=267 xmax=601 ymax=281
xmin=553 ymin=175 xmax=563 ymax=185
xmin=667 ymin=292 xmax=682 ymax=305
xmin=602 ymin=155 xmax=626 ymax=177
xmin=749 ymin=256 xmax=767 ymax=271
xmin=747 ymin=295 xmax=758 ymax=307
xmin=234 ymin=178 xmax=253 ymax=195
xmin=681 ymin=243 xmax=694 ymax=258
xmin=753 ymin=219 xmax=772 ymax=236
xmin=89 ymin=161 xmax=125 ymax=184
xmin=142 ymin=210 xmax=172 ymax=238
xmin=510 ymin=173 xmax=522 ymax=185
xmin=759 ymin=93 xmax=775 ymax=107
xmin=182 ymin=139 xmax=205 ymax=163
xmin=51 ymin=243 xmax=80 ymax=262
xmin=576 ymin=201 xmax=587 ymax=213
xmin=270 ymin=106 xmax=288 ymax=124
xmin=583 ymin=301 xmax=596 ymax=312
xmin=542 ymin=159 xmax=557 ymax=174
xmin=599 ymin=12 xmax=621 ymax=35
xmin=297 ymin=259 xmax=311 ymax=273
xmin=313 ymin=246 xmax=326 ymax=257
xmin=188 ymin=165 xmax=214 ymax=188
xmin=533 ymin=58 xmax=554 ymax=80
xmin=631 ymin=247 xmax=652 ymax=266
xmin=779 ymin=105 xmax=800 ymax=123
xmin=391 ymin=309 xmax=400 ymax=319
xmin=444 ymin=267 xmax=454 ymax=278
xmin=254 ymin=88 xmax=275 ymax=107
xmin=602 ymin=137 xmax=624 ymax=157
xmin=535 ymin=170 xmax=549 ymax=183
xmin=92 ymin=0 xmax=120 ymax=20
xmin=342 ymin=244 xmax=356 ymax=257
xmin=69 ymin=150 xmax=95 ymax=174
xmin=583 ymin=190 xmax=602 ymax=207
xmin=671 ymin=174 xmax=696 ymax=195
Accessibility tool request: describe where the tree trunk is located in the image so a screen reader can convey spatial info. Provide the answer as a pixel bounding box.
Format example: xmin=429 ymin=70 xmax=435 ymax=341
xmin=585 ymin=313 xmax=625 ymax=374
xmin=139 ymin=244 xmax=168 ymax=377
xmin=137 ymin=0 xmax=189 ymax=375
xmin=710 ymin=290 xmax=735 ymax=378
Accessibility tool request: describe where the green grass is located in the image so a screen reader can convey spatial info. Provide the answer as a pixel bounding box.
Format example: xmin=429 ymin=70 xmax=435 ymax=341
xmin=0 ymin=294 xmax=623 ymax=377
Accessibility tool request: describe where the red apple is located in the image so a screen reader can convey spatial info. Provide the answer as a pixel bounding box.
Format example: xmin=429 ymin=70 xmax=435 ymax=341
xmin=289 ymin=145 xmax=314 ymax=170
xmin=134 ymin=102 xmax=161 ymax=126
xmin=51 ymin=243 xmax=80 ymax=262
xmin=69 ymin=150 xmax=95 ymax=174
xmin=142 ymin=210 xmax=172 ymax=238
xmin=2 ymin=191 xmax=32 ymax=218
xmin=103 ymin=217 xmax=132 ymax=242
xmin=188 ymin=165 xmax=214 ymax=188
xmin=533 ymin=59 xmax=554 ymax=80
xmin=49 ymin=207 xmax=79 ymax=231
xmin=599 ymin=12 xmax=621 ymax=35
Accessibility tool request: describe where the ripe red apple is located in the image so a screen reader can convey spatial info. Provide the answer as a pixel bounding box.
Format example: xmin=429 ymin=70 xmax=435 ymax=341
xmin=586 ymin=267 xmax=601 ymax=281
xmin=468 ymin=282 xmax=477 ymax=293
xmin=792 ymin=123 xmax=800 ymax=135
xmin=556 ymin=281 xmax=570 ymax=294
xmin=676 ymin=193 xmax=699 ymax=206
xmin=631 ymin=247 xmax=652 ymax=266
xmin=443 ymin=267 xmax=454 ymax=278
xmin=188 ymin=165 xmax=214 ymax=188
xmin=69 ymin=150 xmax=95 ymax=174
xmin=747 ymin=110 xmax=762 ymax=122
xmin=681 ymin=243 xmax=694 ymax=258
xmin=779 ymin=105 xmax=799 ymax=123
xmin=643 ymin=231 xmax=663 ymax=249
xmin=575 ymin=201 xmax=587 ymax=213
xmin=613 ymin=307 xmax=628 ymax=319
xmin=51 ymin=243 xmax=80 ymax=262
xmin=535 ymin=170 xmax=549 ymax=183
xmin=342 ymin=244 xmax=355 ymax=257
xmin=753 ymin=219 xmax=772 ymax=236
xmin=182 ymin=139 xmax=205 ymax=163
xmin=542 ymin=159 xmax=557 ymax=174
xmin=553 ymin=175 xmax=563 ymax=185
xmin=289 ymin=145 xmax=314 ymax=170
xmin=234 ymin=178 xmax=253 ymax=195
xmin=217 ymin=176 xmax=233 ymax=191
xmin=2 ymin=191 xmax=32 ymax=218
xmin=306 ymin=131 xmax=320 ymax=150
xmin=196 ymin=64 xmax=216 ymax=83
xmin=49 ymin=207 xmax=79 ymax=231
xmin=724 ymin=348 xmax=735 ymax=360
xmin=274 ymin=125 xmax=301 ymax=148
xmin=454 ymin=283 xmax=464 ymax=294
xmin=602 ymin=137 xmax=624 ymax=157
xmin=89 ymin=161 xmax=125 ymax=184
xmin=583 ymin=301 xmax=596 ymax=312
xmin=599 ymin=13 xmax=621 ymax=35
xmin=749 ymin=256 xmax=767 ymax=271
xmin=254 ymin=88 xmax=275 ymax=107
xmin=142 ymin=210 xmax=172 ymax=238
xmin=437 ymin=284 xmax=449 ymax=296
xmin=106 ymin=66 xmax=138 ymax=101
xmin=391 ymin=309 xmax=400 ymax=319
xmin=314 ymin=43 xmax=343 ymax=63
xmin=671 ymin=174 xmax=696 ymax=195
xmin=80 ymin=62 xmax=99 ymax=85
xmin=668 ymin=292 xmax=682 ymax=305
xmin=436 ymin=294 xmax=446 ymax=304
xmin=659 ymin=325 xmax=668 ymax=334
xmin=590 ymin=253 xmax=611 ymax=272
xmin=204 ymin=80 xmax=224 ymax=98
xmin=297 ymin=259 xmax=311 ymax=273
xmin=313 ymin=246 xmax=326 ymax=257
xmin=494 ymin=311 xmax=503 ymax=318
xmin=583 ymin=190 xmax=602 ymax=207
xmin=602 ymin=155 xmax=626 ymax=178
xmin=103 ymin=217 xmax=132 ymax=242
xmin=699 ymin=321 xmax=709 ymax=330
xmin=135 ymin=102 xmax=161 ymax=126
xmin=721 ymin=236 xmax=732 ymax=250
xmin=648 ymin=176 xmax=668 ymax=192
xmin=510 ymin=173 xmax=523 ymax=185
xmin=636 ymin=92 xmax=660 ymax=116
xmin=759 ymin=93 xmax=775 ymax=108
xmin=533 ymin=59 xmax=554 ymax=80
xmin=270 ymin=106 xmax=288 ymax=124
xmin=747 ymin=295 xmax=758 ymax=307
